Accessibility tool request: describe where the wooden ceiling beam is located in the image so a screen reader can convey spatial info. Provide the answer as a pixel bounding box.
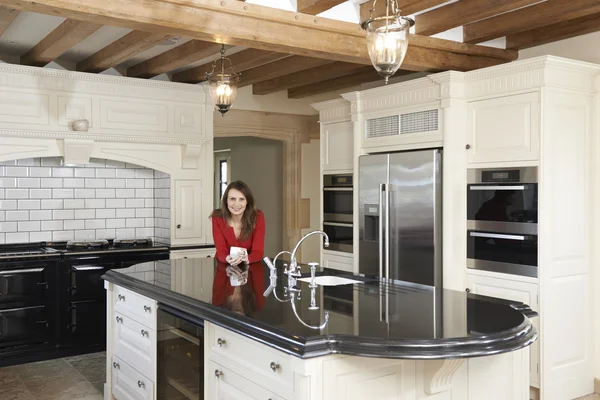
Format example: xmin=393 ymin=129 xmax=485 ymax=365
xmin=172 ymin=49 xmax=290 ymax=84
xmin=297 ymin=0 xmax=346 ymax=15
xmin=2 ymin=0 xmax=514 ymax=72
xmin=127 ymin=40 xmax=223 ymax=78
xmin=463 ymin=0 xmax=600 ymax=44
xmin=254 ymin=62 xmax=375 ymax=95
xmin=238 ymin=56 xmax=331 ymax=88
xmin=0 ymin=7 xmax=19 ymax=36
xmin=77 ymin=30 xmax=170 ymax=73
xmin=21 ymin=19 xmax=101 ymax=67
xmin=506 ymin=12 xmax=600 ymax=50
xmin=288 ymin=68 xmax=414 ymax=98
xmin=360 ymin=0 xmax=448 ymax=23
xmin=416 ymin=0 xmax=541 ymax=36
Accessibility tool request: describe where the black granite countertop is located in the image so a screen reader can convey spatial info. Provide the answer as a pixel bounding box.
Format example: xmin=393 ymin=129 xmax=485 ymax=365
xmin=102 ymin=257 xmax=537 ymax=359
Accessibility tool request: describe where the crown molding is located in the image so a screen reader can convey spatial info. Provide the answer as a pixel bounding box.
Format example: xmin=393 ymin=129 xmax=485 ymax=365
xmin=0 ymin=130 xmax=208 ymax=145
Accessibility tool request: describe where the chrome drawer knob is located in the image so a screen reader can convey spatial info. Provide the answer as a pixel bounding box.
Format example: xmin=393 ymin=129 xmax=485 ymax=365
xmin=141 ymin=329 xmax=148 ymax=337
xmin=143 ymin=305 xmax=151 ymax=312
xmin=217 ymin=338 xmax=226 ymax=347
xmin=112 ymin=362 xmax=120 ymax=369
xmin=118 ymin=294 xmax=125 ymax=301
xmin=137 ymin=380 xmax=145 ymax=388
xmin=214 ymin=369 xmax=223 ymax=378
xmin=269 ymin=362 xmax=280 ymax=372
xmin=115 ymin=316 xmax=123 ymax=323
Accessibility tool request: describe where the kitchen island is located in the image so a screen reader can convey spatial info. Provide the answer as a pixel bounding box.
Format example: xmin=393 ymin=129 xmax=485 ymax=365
xmin=102 ymin=256 xmax=537 ymax=400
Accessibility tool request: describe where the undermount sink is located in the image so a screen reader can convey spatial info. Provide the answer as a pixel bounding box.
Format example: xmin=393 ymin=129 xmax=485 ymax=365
xmin=297 ymin=276 xmax=363 ymax=286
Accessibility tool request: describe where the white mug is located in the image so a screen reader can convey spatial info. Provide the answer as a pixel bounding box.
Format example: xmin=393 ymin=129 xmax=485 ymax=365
xmin=229 ymin=247 xmax=247 ymax=286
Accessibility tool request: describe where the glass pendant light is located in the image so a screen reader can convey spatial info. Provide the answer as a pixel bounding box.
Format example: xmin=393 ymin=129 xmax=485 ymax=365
xmin=206 ymin=45 xmax=241 ymax=116
xmin=360 ymin=0 xmax=414 ymax=84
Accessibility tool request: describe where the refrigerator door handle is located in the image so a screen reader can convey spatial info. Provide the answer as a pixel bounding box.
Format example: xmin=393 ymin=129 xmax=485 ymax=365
xmin=385 ymin=183 xmax=390 ymax=282
xmin=379 ymin=183 xmax=385 ymax=279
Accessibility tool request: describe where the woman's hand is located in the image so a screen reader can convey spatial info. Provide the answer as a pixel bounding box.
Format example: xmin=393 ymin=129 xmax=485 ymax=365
xmin=226 ymin=265 xmax=248 ymax=285
xmin=226 ymin=254 xmax=244 ymax=266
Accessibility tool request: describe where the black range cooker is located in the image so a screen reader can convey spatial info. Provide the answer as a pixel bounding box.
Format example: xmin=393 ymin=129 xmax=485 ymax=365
xmin=0 ymin=238 xmax=169 ymax=367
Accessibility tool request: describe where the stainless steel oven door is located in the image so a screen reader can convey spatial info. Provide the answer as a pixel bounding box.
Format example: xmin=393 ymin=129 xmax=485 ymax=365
xmin=467 ymin=231 xmax=538 ymax=278
xmin=323 ymin=222 xmax=353 ymax=253
xmin=323 ymin=187 xmax=353 ymax=223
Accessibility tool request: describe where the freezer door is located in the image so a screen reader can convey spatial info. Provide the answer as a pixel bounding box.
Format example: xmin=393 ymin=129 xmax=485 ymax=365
xmin=359 ymin=153 xmax=388 ymax=277
xmin=388 ymin=149 xmax=442 ymax=286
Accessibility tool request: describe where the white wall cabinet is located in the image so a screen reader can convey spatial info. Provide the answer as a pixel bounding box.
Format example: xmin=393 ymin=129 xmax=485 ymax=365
xmin=466 ymin=271 xmax=540 ymax=388
xmin=174 ymin=180 xmax=204 ymax=240
xmin=466 ymin=92 xmax=540 ymax=164
xmin=322 ymin=120 xmax=354 ymax=173
xmin=323 ymin=250 xmax=354 ymax=273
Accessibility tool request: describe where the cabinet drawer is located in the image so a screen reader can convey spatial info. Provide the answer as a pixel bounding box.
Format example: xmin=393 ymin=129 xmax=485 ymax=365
xmin=114 ymin=312 xmax=156 ymax=381
xmin=114 ymin=286 xmax=156 ymax=329
xmin=209 ymin=325 xmax=292 ymax=390
xmin=112 ymin=355 xmax=154 ymax=400
xmin=208 ymin=359 xmax=286 ymax=400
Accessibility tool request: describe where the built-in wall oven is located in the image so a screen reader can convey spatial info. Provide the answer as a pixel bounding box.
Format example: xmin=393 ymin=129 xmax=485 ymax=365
xmin=323 ymin=174 xmax=353 ymax=253
xmin=466 ymin=167 xmax=538 ymax=278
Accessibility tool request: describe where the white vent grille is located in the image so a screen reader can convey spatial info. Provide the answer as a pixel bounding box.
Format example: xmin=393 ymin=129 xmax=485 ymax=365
xmin=400 ymin=109 xmax=438 ymax=134
xmin=366 ymin=115 xmax=399 ymax=138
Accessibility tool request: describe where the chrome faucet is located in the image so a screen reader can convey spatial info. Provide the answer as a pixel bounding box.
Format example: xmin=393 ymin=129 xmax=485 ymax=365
xmin=287 ymin=230 xmax=329 ymax=291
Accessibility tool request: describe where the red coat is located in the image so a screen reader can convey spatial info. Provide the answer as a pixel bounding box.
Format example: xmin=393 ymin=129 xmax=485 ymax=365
xmin=211 ymin=210 xmax=266 ymax=264
xmin=211 ymin=263 xmax=265 ymax=312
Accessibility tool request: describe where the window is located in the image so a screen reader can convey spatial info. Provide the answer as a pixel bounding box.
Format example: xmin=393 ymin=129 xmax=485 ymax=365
xmin=219 ymin=159 xmax=228 ymax=200
xmin=214 ymin=150 xmax=231 ymax=208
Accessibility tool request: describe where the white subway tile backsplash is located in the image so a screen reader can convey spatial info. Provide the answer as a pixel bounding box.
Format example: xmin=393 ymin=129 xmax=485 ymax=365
xmin=96 ymin=229 xmax=116 ymax=239
xmin=144 ymin=179 xmax=154 ymax=189
xmin=75 ymin=209 xmax=95 ymax=219
xmin=86 ymin=159 xmax=106 ymax=168
xmin=144 ymin=218 xmax=154 ymax=227
xmin=95 ymin=189 xmax=115 ymax=199
xmin=126 ymin=199 xmax=145 ymax=208
xmin=17 ymin=159 xmax=39 ymax=166
xmin=6 ymin=167 xmax=28 ymax=177
xmin=41 ymin=199 xmax=63 ymax=210
xmin=116 ymin=209 xmax=135 ymax=218
xmin=96 ymin=209 xmax=116 ymax=219
xmin=74 ymin=230 xmax=96 ymax=241
xmin=126 ymin=218 xmax=145 ymax=228
xmin=53 ymin=210 xmax=74 ymax=220
xmin=145 ymin=199 xmax=154 ymax=208
xmin=74 ymin=189 xmax=95 ymax=199
xmin=5 ymin=189 xmax=29 ymax=199
xmin=0 ymin=188 xmax=3 ymax=199
xmin=0 ymin=161 xmax=16 ymax=166
xmin=64 ymin=220 xmax=85 ymax=230
xmin=126 ymin=163 xmax=141 ymax=169
xmin=116 ymin=169 xmax=135 ymax=179
xmin=106 ymin=199 xmax=125 ymax=208
xmin=136 ymin=208 xmax=153 ymax=218
xmin=106 ymin=179 xmax=125 ymax=189
xmin=17 ymin=178 xmax=40 ymax=188
xmin=53 ymin=231 xmax=74 ymax=241
xmin=6 ymin=232 xmax=29 ymax=243
xmin=116 ymin=228 xmax=135 ymax=238
xmin=126 ymin=179 xmax=144 ymax=189
xmin=105 ymin=160 xmax=125 ymax=168
xmin=18 ymin=221 xmax=40 ymax=232
xmin=0 ymin=178 xmax=16 ymax=188
xmin=30 ymin=189 xmax=52 ymax=199
xmin=52 ymin=168 xmax=74 ymax=178
xmin=42 ymin=221 xmax=63 ymax=231
xmin=96 ymin=169 xmax=116 ymax=178
xmin=30 ymin=210 xmax=52 ymax=220
xmin=0 ymin=222 xmax=17 ymax=232
xmin=6 ymin=211 xmax=28 ymax=221
xmin=74 ymin=168 xmax=95 ymax=178
xmin=84 ymin=178 xmax=105 ymax=188
xmin=116 ymin=189 xmax=134 ymax=198
xmin=85 ymin=199 xmax=105 ymax=209
xmin=30 ymin=232 xmax=52 ymax=242
xmin=52 ymin=189 xmax=74 ymax=199
xmin=136 ymin=189 xmax=153 ymax=198
xmin=41 ymin=157 xmax=62 ymax=167
xmin=134 ymin=169 xmax=153 ymax=179
xmin=30 ymin=167 xmax=52 ymax=178
xmin=0 ymin=211 xmax=4 ymax=222
xmin=63 ymin=178 xmax=85 ymax=188
xmin=64 ymin=199 xmax=85 ymax=209
xmin=18 ymin=200 xmax=41 ymax=210
xmin=86 ymin=219 xmax=105 ymax=229
xmin=106 ymin=219 xmax=126 ymax=229
xmin=0 ymin=200 xmax=17 ymax=210
xmin=136 ymin=227 xmax=154 ymax=237
xmin=41 ymin=178 xmax=63 ymax=188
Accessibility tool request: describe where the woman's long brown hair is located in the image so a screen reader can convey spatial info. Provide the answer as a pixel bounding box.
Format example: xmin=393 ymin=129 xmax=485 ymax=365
xmin=210 ymin=180 xmax=258 ymax=241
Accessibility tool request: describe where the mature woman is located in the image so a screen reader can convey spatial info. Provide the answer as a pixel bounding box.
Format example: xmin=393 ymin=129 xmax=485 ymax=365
xmin=211 ymin=180 xmax=266 ymax=266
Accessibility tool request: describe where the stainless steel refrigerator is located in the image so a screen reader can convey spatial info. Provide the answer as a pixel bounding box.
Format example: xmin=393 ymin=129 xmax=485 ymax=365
xmin=359 ymin=148 xmax=442 ymax=287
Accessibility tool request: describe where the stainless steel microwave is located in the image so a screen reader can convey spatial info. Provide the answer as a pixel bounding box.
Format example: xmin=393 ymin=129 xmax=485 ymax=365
xmin=323 ymin=174 xmax=353 ymax=224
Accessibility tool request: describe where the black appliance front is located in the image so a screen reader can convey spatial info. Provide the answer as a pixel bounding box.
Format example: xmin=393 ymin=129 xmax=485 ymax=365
xmin=322 ymin=222 xmax=353 ymax=253
xmin=157 ymin=305 xmax=204 ymax=399
xmin=323 ymin=174 xmax=353 ymax=224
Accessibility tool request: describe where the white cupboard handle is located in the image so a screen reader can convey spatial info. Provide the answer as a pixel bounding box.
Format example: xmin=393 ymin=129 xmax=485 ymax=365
xmin=217 ymin=338 xmax=226 ymax=347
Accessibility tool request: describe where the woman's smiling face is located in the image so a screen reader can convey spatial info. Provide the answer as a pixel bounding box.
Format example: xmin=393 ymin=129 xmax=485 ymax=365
xmin=227 ymin=188 xmax=247 ymax=217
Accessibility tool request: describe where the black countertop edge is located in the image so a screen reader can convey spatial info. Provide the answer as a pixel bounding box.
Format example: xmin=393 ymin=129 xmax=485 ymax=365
xmin=169 ymin=244 xmax=215 ymax=251
xmin=103 ymin=271 xmax=537 ymax=360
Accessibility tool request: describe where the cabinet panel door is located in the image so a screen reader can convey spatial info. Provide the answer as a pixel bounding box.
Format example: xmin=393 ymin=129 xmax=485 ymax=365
xmin=113 ymin=312 xmax=156 ymax=381
xmin=323 ymin=121 xmax=353 ymax=172
xmin=467 ymin=92 xmax=539 ymax=164
xmin=174 ymin=180 xmax=203 ymax=240
xmin=466 ymin=273 xmax=539 ymax=387
xmin=207 ymin=360 xmax=285 ymax=400
xmin=112 ymin=356 xmax=155 ymax=400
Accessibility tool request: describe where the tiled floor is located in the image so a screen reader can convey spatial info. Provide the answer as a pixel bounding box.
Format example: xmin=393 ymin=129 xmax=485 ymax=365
xmin=0 ymin=352 xmax=105 ymax=400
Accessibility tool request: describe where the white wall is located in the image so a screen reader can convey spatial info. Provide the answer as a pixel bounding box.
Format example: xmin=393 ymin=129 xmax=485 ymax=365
xmin=519 ymin=31 xmax=600 ymax=65
xmin=299 ymin=139 xmax=321 ymax=263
